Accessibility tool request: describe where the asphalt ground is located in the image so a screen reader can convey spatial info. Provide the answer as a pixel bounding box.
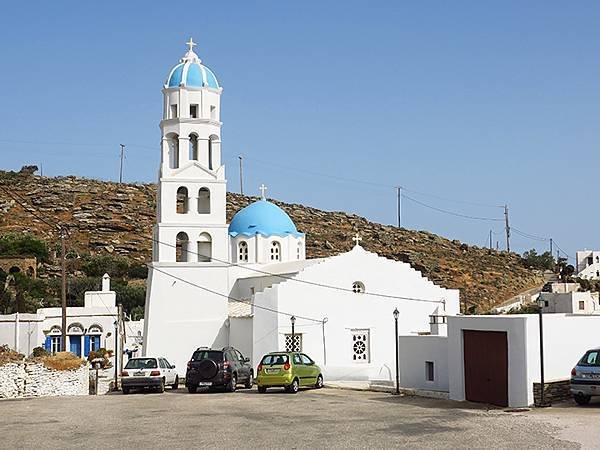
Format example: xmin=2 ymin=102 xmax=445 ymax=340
xmin=0 ymin=386 xmax=595 ymax=449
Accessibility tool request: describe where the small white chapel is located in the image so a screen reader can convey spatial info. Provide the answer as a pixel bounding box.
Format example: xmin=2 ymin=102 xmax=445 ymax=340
xmin=143 ymin=40 xmax=460 ymax=382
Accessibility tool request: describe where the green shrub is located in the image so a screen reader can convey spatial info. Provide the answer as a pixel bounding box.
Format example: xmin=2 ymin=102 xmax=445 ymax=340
xmin=31 ymin=346 xmax=48 ymax=358
xmin=0 ymin=234 xmax=49 ymax=262
xmin=81 ymin=254 xmax=130 ymax=278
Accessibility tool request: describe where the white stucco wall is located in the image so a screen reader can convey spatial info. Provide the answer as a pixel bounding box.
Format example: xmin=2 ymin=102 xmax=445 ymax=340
xmin=229 ymin=317 xmax=253 ymax=361
xmin=143 ymin=264 xmax=229 ymax=375
xmin=252 ymin=246 xmax=459 ymax=382
xmin=398 ymin=335 xmax=448 ymax=391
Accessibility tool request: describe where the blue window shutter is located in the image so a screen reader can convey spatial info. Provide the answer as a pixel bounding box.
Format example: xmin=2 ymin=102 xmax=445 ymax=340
xmin=44 ymin=336 xmax=51 ymax=351
xmin=84 ymin=336 xmax=91 ymax=356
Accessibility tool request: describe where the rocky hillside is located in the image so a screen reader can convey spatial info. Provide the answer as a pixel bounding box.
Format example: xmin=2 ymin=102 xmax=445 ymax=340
xmin=0 ymin=170 xmax=543 ymax=312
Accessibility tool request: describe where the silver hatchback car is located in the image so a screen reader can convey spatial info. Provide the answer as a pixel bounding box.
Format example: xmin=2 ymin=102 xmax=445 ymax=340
xmin=570 ymin=348 xmax=600 ymax=405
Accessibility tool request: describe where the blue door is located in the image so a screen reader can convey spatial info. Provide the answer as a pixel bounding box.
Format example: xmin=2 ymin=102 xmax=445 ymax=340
xmin=69 ymin=336 xmax=82 ymax=356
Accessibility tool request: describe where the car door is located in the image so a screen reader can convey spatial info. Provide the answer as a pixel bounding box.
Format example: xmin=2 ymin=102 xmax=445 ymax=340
xmin=234 ymin=349 xmax=250 ymax=381
xmin=163 ymin=358 xmax=175 ymax=383
xmin=159 ymin=358 xmax=173 ymax=384
xmin=292 ymin=353 xmax=307 ymax=385
xmin=300 ymin=354 xmax=318 ymax=384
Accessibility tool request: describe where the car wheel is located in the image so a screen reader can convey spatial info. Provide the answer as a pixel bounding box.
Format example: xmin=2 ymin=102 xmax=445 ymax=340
xmin=187 ymin=385 xmax=197 ymax=394
xmin=245 ymin=372 xmax=254 ymax=389
xmin=226 ymin=374 xmax=237 ymax=392
xmin=315 ymin=374 xmax=323 ymax=389
xmin=172 ymin=376 xmax=179 ymax=390
xmin=122 ymin=387 xmax=130 ymax=395
xmin=574 ymin=393 xmax=591 ymax=405
xmin=258 ymin=386 xmax=267 ymax=394
xmin=157 ymin=379 xmax=165 ymax=393
xmin=286 ymin=378 xmax=299 ymax=394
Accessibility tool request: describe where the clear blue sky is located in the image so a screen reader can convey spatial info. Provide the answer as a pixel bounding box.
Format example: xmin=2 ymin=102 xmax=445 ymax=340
xmin=1 ymin=1 xmax=599 ymax=261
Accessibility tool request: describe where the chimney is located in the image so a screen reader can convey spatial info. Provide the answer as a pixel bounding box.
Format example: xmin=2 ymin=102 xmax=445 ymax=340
xmin=429 ymin=301 xmax=448 ymax=336
xmin=102 ymin=273 xmax=111 ymax=292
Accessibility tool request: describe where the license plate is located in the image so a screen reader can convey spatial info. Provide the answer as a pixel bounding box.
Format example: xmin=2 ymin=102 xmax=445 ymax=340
xmin=134 ymin=371 xmax=145 ymax=376
xmin=198 ymin=382 xmax=212 ymax=386
xmin=266 ymin=368 xmax=280 ymax=374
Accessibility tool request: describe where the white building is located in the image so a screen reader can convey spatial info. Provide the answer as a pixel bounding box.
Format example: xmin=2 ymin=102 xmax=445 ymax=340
xmin=143 ymin=41 xmax=460 ymax=382
xmin=400 ymin=313 xmax=600 ymax=407
xmin=576 ymin=250 xmax=600 ymax=279
xmin=539 ymin=291 xmax=600 ymax=314
xmin=0 ymin=274 xmax=136 ymax=359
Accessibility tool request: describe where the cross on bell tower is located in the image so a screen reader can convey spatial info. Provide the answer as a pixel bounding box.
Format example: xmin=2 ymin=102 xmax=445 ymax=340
xmin=352 ymin=233 xmax=362 ymax=246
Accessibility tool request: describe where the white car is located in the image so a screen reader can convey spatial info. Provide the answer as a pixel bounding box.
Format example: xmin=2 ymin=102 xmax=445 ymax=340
xmin=121 ymin=356 xmax=179 ymax=394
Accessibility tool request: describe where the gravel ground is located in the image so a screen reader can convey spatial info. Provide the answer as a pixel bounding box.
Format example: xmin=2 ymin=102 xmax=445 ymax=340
xmin=0 ymin=387 xmax=587 ymax=449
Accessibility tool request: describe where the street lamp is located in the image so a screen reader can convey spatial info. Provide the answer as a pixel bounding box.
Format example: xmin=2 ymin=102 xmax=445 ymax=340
xmin=536 ymin=298 xmax=550 ymax=407
xmin=290 ymin=316 xmax=296 ymax=351
xmin=393 ymin=308 xmax=400 ymax=395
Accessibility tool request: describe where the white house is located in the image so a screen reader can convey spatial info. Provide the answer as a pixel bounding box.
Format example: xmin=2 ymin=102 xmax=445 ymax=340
xmin=539 ymin=291 xmax=600 ymax=314
xmin=143 ymin=40 xmax=460 ymax=382
xmin=0 ymin=274 xmax=140 ymax=361
xmin=576 ymin=250 xmax=600 ymax=279
xmin=399 ymin=312 xmax=600 ymax=407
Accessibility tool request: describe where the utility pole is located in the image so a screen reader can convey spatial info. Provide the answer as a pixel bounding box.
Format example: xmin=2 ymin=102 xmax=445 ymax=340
xmin=549 ymin=238 xmax=553 ymax=255
xmin=118 ymin=303 xmax=124 ymax=382
xmin=60 ymin=227 xmax=67 ymax=351
xmin=489 ymin=230 xmax=493 ymax=251
xmin=238 ymin=155 xmax=244 ymax=195
xmin=396 ymin=186 xmax=402 ymax=228
xmin=119 ymin=144 xmax=125 ymax=183
xmin=504 ymin=204 xmax=511 ymax=252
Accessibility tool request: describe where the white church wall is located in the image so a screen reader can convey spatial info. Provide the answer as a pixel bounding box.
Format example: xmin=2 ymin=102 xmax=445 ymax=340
xmin=0 ymin=314 xmax=43 ymax=356
xmin=156 ymin=224 xmax=229 ymax=263
xmin=398 ymin=335 xmax=448 ymax=392
xmin=159 ymin=180 xmax=227 ymax=225
xmin=252 ymin=285 xmax=281 ymax=368
xmin=229 ymin=317 xmax=253 ymax=361
xmin=252 ymin=247 xmax=459 ymax=383
xmin=143 ymin=264 xmax=230 ymax=375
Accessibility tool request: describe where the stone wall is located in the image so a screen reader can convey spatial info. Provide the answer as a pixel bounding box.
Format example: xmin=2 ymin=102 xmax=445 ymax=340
xmin=0 ymin=360 xmax=88 ymax=398
xmin=533 ymin=379 xmax=571 ymax=405
xmin=0 ymin=257 xmax=37 ymax=278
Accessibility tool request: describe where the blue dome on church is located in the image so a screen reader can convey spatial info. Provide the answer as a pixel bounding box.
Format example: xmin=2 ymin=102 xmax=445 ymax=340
xmin=229 ymin=200 xmax=303 ymax=238
xmin=165 ymin=39 xmax=220 ymax=89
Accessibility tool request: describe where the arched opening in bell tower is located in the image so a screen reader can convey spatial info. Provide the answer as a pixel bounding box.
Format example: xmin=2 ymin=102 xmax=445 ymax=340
xmin=197 ymin=232 xmax=212 ymax=262
xmin=167 ymin=133 xmax=180 ymax=169
xmin=176 ymin=187 xmax=189 ymax=214
xmin=188 ymin=134 xmax=199 ymax=161
xmin=198 ymin=188 xmax=210 ymax=214
xmin=208 ymin=135 xmax=219 ymax=170
xmin=176 ymin=232 xmax=190 ymax=262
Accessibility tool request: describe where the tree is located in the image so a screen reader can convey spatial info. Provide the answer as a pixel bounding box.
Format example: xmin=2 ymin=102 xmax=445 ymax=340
xmin=522 ymin=249 xmax=555 ymax=271
xmin=0 ymin=234 xmax=49 ymax=262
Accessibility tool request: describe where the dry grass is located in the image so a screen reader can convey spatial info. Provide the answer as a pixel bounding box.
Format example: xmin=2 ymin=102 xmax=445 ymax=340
xmin=0 ymin=345 xmax=24 ymax=366
xmin=33 ymin=352 xmax=86 ymax=371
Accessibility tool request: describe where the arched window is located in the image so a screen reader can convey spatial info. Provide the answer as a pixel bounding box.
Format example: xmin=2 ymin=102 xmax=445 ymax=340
xmin=270 ymin=241 xmax=281 ymax=261
xmin=238 ymin=241 xmax=248 ymax=262
xmin=198 ymin=233 xmax=212 ymax=262
xmin=198 ymin=188 xmax=210 ymax=214
xmin=189 ymin=134 xmax=199 ymax=161
xmin=176 ymin=187 xmax=188 ymax=214
xmin=208 ymin=135 xmax=218 ymax=170
xmin=176 ymin=232 xmax=189 ymax=262
xmin=168 ymin=134 xmax=180 ymax=169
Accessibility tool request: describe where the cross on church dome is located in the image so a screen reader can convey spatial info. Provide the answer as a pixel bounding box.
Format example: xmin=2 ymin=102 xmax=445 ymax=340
xmin=352 ymin=233 xmax=362 ymax=246
xmin=259 ymin=184 xmax=268 ymax=200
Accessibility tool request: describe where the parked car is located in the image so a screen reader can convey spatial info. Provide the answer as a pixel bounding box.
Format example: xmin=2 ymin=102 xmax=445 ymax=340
xmin=185 ymin=347 xmax=253 ymax=393
xmin=256 ymin=352 xmax=323 ymax=394
xmin=121 ymin=356 xmax=179 ymax=394
xmin=570 ymin=347 xmax=600 ymax=405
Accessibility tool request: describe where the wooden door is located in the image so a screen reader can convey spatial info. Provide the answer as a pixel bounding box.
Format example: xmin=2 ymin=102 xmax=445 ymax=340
xmin=463 ymin=330 xmax=508 ymax=407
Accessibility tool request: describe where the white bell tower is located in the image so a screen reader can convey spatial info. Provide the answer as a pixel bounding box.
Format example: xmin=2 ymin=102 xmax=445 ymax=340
xmin=153 ymin=38 xmax=228 ymax=264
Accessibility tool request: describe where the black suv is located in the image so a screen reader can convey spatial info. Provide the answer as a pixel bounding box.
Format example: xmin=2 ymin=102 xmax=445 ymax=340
xmin=185 ymin=347 xmax=253 ymax=393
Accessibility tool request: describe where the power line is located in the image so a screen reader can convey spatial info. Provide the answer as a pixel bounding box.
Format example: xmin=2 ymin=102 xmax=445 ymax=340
xmin=401 ymin=194 xmax=504 ymax=222
xmin=149 ymin=265 xmax=322 ymax=323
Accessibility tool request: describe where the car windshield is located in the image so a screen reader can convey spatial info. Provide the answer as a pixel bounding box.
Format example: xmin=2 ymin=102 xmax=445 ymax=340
xmin=192 ymin=350 xmax=223 ymax=362
xmin=125 ymin=358 xmax=157 ymax=369
xmin=261 ymin=354 xmax=289 ymax=365
xmin=579 ymin=350 xmax=600 ymax=366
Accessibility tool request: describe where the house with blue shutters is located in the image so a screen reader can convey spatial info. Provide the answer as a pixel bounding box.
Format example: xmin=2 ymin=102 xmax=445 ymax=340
xmin=0 ymin=274 xmax=143 ymax=361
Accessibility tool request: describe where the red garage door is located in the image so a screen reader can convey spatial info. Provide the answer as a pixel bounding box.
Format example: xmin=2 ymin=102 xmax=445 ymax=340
xmin=463 ymin=330 xmax=508 ymax=407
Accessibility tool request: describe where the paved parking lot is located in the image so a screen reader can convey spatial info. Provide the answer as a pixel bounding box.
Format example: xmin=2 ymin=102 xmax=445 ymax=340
xmin=0 ymin=387 xmax=596 ymax=449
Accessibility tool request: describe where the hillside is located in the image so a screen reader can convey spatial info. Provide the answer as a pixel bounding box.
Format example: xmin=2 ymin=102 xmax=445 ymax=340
xmin=0 ymin=170 xmax=543 ymax=312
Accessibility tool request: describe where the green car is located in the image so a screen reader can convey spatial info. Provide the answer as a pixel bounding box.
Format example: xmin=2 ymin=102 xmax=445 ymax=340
xmin=256 ymin=352 xmax=324 ymax=394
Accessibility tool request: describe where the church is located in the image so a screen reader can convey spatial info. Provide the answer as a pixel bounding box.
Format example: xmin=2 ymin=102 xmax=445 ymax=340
xmin=143 ymin=40 xmax=460 ymax=383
